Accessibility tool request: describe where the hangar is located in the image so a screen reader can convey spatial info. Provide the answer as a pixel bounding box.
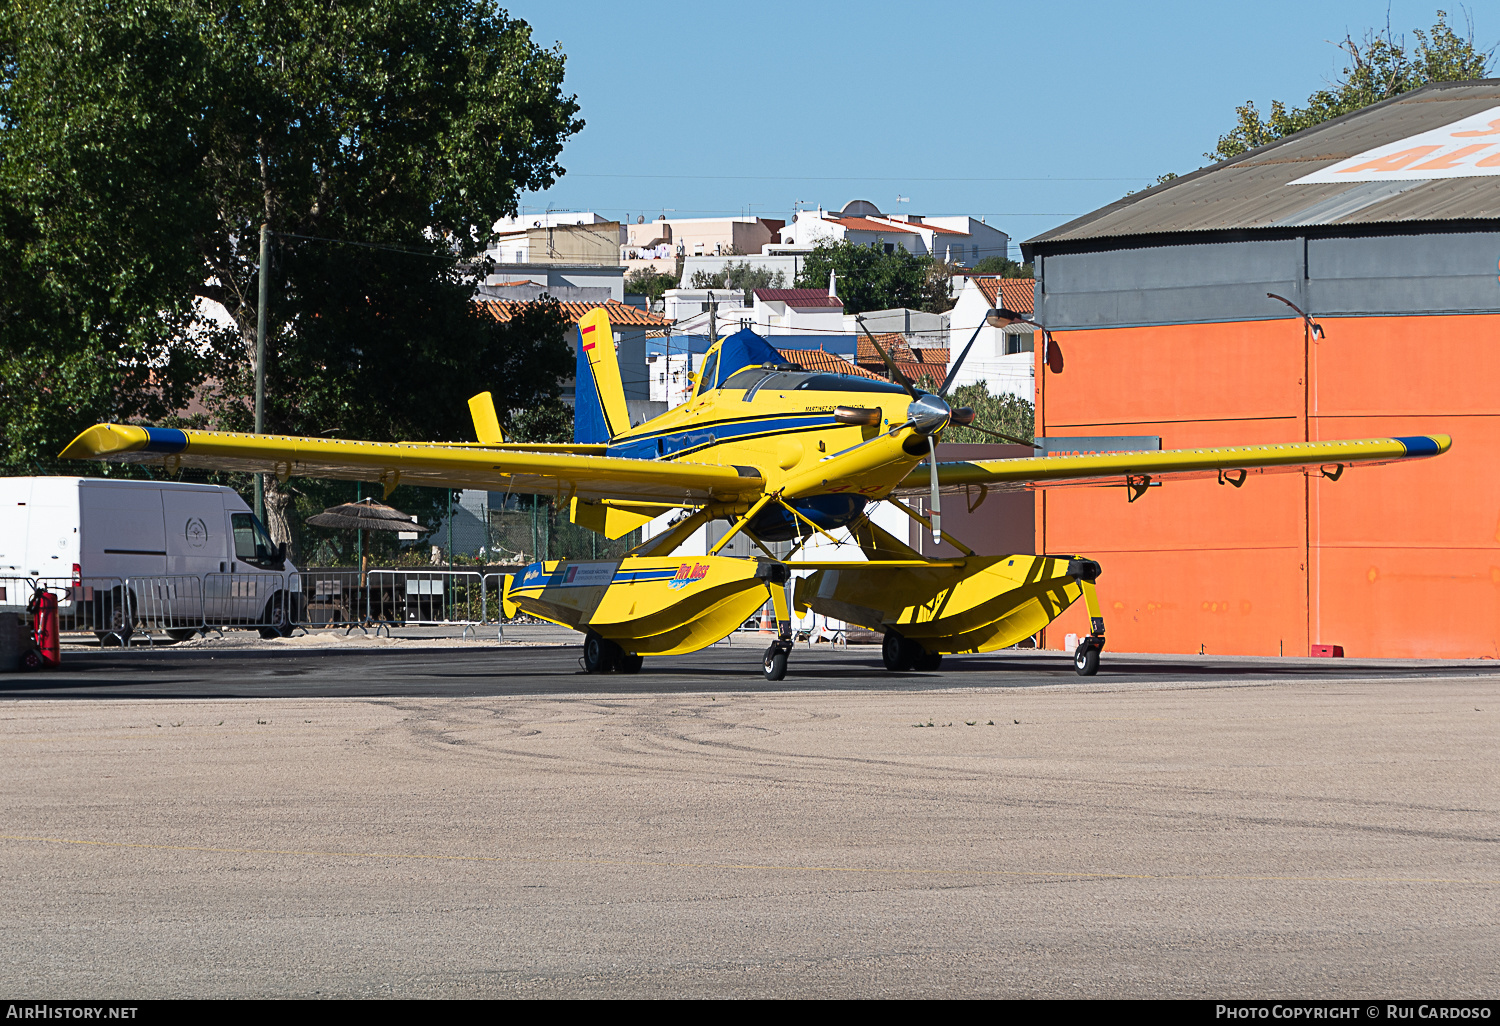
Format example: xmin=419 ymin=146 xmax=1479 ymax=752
xmin=1022 ymin=79 xmax=1500 ymax=659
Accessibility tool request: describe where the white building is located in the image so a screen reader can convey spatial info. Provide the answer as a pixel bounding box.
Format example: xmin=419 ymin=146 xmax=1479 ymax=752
xmin=646 ymin=350 xmax=707 ymax=407
xmin=750 ymin=288 xmax=844 ymax=335
xmin=944 ymin=276 xmax=1037 ymax=399
xmin=777 ymin=199 xmax=1009 ymax=266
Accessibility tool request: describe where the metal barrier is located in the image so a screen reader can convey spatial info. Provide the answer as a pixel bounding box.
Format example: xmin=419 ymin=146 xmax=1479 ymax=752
xmin=5 ymin=567 xmax=513 ymax=647
xmin=130 ymin=575 xmax=208 ymax=641
xmin=0 ymin=575 xmax=130 ymax=640
xmin=299 ymin=569 xmax=370 ymax=632
xmin=202 ymin=572 xmax=301 ymax=635
xmin=365 ymin=570 xmax=486 ymax=638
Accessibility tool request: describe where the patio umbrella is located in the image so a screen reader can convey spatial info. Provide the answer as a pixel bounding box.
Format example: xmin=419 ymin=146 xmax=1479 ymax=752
xmin=306 ymin=498 xmax=426 ymax=581
xmin=306 ymin=497 xmax=427 ymax=532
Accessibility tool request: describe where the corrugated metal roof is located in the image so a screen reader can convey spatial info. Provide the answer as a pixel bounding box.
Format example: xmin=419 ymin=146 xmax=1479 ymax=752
xmin=1027 ymin=80 xmax=1500 ymax=248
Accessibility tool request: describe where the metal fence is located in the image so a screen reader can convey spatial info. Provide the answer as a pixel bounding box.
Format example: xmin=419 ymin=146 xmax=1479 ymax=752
xmin=0 ymin=567 xmax=559 ymax=648
xmin=1 ymin=575 xmax=131 ymax=640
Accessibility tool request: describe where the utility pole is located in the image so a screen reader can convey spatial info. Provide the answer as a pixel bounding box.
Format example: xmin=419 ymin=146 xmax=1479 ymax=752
xmin=254 ymin=222 xmax=270 ymax=522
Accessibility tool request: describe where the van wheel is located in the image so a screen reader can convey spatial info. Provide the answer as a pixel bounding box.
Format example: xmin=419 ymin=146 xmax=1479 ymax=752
xmin=258 ymin=592 xmax=295 ymax=639
xmin=165 ymin=628 xmax=199 ymax=644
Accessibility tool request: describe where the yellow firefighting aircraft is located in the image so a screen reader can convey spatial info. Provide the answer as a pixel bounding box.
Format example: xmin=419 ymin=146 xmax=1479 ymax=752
xmin=60 ymin=307 xmax=1450 ymax=679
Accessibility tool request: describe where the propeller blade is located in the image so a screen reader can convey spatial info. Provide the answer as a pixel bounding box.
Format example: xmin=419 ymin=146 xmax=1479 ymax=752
xmin=927 ymin=434 xmax=942 ymax=546
xmin=855 ymin=315 xmax=919 ymax=400
xmin=954 ymin=422 xmax=1035 ymax=447
xmin=938 ymin=308 xmax=1025 ymax=397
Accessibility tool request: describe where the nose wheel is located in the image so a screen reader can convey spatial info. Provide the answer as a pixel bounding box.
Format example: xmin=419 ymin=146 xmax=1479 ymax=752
xmin=1074 ymin=636 xmax=1103 ymax=676
xmin=763 ymin=640 xmax=791 ymax=681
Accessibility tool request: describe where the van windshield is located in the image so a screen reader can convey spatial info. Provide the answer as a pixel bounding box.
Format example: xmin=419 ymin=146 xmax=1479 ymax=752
xmin=231 ymin=513 xmax=278 ymax=566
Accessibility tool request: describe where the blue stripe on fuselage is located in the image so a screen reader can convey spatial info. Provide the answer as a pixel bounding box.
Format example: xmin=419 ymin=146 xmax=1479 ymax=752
xmin=606 ymin=413 xmax=832 ymax=460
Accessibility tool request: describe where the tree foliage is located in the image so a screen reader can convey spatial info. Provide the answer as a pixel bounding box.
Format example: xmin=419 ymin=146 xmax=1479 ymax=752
xmin=795 ymin=241 xmax=954 ymax=315
xmin=942 ymin=382 xmax=1035 ymax=445
xmin=1209 ymin=10 xmax=1495 ymax=163
xmin=970 ymin=256 xmax=1034 ymax=278
xmin=0 ymin=0 xmax=583 ymax=555
xmin=688 ymin=261 xmax=786 ymax=291
xmin=624 ymin=267 xmax=679 ymax=305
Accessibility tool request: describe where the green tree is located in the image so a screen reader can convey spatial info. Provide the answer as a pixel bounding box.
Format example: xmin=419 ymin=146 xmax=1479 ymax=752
xmin=942 ymin=382 xmax=1035 ymax=445
xmin=970 ymin=256 xmax=1035 ymax=278
xmin=911 ymin=374 xmax=1034 ymax=443
xmin=0 ymin=0 xmax=214 ymax=473
xmin=0 ymin=0 xmax=583 ymax=556
xmin=795 ymin=240 xmax=954 ymax=315
xmin=688 ymin=262 xmax=786 ymax=290
xmin=625 ymin=267 xmax=679 ymax=306
xmin=1209 ymin=11 xmax=1494 ymax=163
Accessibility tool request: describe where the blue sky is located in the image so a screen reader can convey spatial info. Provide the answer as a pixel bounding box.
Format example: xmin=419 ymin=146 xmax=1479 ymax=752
xmin=511 ymin=1 xmax=1495 ymax=255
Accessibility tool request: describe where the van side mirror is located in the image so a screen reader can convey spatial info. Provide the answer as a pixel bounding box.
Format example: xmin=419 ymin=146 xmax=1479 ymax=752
xmin=277 ymin=541 xmax=288 ymax=564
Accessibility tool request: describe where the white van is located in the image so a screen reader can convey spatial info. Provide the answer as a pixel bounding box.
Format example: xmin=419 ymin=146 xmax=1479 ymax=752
xmin=0 ymin=476 xmax=301 ymax=641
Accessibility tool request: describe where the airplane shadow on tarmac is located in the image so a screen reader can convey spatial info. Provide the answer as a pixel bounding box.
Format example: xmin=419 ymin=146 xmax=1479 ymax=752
xmin=0 ymin=643 xmax=1490 ymax=700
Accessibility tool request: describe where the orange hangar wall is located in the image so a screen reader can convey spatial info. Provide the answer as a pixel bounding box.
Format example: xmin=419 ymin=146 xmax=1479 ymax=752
xmin=1027 ymin=232 xmax=1500 ymax=659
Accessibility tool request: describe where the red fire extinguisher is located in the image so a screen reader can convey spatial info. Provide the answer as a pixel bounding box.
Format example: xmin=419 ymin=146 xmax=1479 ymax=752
xmin=25 ymin=589 xmax=60 ymax=669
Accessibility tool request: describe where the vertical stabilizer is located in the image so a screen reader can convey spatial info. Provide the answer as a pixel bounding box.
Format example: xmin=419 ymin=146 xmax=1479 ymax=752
xmin=573 ymin=307 xmax=630 ymax=443
xmin=467 ymin=392 xmax=505 ymax=445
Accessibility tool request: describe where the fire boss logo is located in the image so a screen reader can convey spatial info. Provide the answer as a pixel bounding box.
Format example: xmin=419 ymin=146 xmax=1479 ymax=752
xmin=668 ymin=562 xmax=710 ymax=590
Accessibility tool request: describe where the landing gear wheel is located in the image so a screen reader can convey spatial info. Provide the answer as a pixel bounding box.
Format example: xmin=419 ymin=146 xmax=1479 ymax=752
xmin=583 ymin=631 xmax=621 ymax=673
xmin=1074 ymin=643 xmax=1101 ymax=676
xmin=763 ymin=644 xmax=789 ymax=681
xmin=914 ymin=648 xmax=943 ymax=672
xmin=20 ymin=648 xmax=43 ymax=671
xmin=617 ymin=653 xmax=644 ymax=674
xmin=882 ymin=630 xmax=917 ymax=672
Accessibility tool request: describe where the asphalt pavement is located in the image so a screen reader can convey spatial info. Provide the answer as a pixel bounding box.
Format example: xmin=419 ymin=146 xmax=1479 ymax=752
xmin=4 ymin=626 xmax=1498 ymax=699
xmin=0 ymin=632 xmax=1495 ymax=998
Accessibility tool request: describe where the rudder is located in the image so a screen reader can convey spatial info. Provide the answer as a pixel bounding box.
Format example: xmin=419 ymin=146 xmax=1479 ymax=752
xmin=573 ymin=308 xmax=629 ymax=444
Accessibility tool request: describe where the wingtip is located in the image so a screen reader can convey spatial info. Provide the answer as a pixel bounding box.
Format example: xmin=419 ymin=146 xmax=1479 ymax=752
xmin=58 ymin=423 xmax=150 ymax=460
xmin=1394 ymin=434 xmax=1452 ymax=458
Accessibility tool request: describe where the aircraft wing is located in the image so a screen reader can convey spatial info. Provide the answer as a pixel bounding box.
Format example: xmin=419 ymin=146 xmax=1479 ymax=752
xmin=894 ymin=435 xmax=1451 ymax=496
xmin=59 ymin=424 xmax=764 ymax=504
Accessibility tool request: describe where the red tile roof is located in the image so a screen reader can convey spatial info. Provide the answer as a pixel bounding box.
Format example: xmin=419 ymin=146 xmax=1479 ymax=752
xmin=775 ymin=348 xmax=885 ymax=379
xmin=858 ymin=333 xmax=915 ymax=364
xmin=972 ymin=277 xmax=1036 ymax=314
xmin=857 ymin=334 xmax=949 ymax=384
xmin=475 ymin=298 xmax=672 ymax=328
xmin=834 ymin=216 xmax=920 ymax=234
xmin=753 ymin=288 xmax=844 ymax=309
xmin=889 ymin=219 xmax=965 ymax=235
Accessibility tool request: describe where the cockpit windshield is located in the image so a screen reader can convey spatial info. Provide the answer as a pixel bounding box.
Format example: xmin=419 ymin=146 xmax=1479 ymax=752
xmin=720 ymin=367 xmax=921 ymax=396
